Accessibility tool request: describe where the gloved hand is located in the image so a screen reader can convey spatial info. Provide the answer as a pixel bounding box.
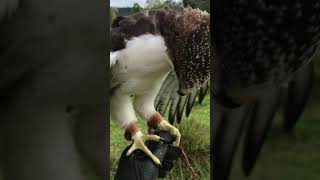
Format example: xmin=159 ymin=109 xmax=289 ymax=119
xmin=157 ymin=143 xmax=182 ymax=178
xmin=115 ymin=131 xmax=182 ymax=180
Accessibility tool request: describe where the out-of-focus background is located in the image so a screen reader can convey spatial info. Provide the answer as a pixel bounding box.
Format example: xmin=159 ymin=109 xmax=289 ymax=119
xmin=109 ymin=0 xmax=211 ymax=179
xmin=230 ymin=53 xmax=320 ymax=180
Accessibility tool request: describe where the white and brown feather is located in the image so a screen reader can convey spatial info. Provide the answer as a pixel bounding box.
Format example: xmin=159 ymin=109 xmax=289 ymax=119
xmin=110 ymin=6 xmax=210 ymax=92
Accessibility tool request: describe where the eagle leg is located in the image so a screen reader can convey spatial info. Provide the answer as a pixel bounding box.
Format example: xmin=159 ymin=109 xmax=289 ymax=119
xmin=134 ymin=87 xmax=182 ymax=146
xmin=125 ymin=125 xmax=162 ymax=166
xmin=111 ymin=92 xmax=162 ymax=165
xmin=110 ymin=91 xmax=161 ymax=165
xmin=148 ymin=112 xmax=181 ymax=146
xmin=158 ymin=119 xmax=181 ymax=146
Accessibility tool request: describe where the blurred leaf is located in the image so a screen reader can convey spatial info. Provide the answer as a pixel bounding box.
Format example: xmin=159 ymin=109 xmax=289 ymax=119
xmin=183 ymin=0 xmax=209 ymax=12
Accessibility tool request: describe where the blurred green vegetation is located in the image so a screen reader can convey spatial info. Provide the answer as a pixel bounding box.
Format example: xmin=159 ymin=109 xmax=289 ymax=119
xmin=110 ymin=0 xmax=210 ymax=20
xmin=110 ymin=7 xmax=118 ymax=23
xmin=132 ymin=3 xmax=144 ymax=13
xmin=183 ymin=0 xmax=209 ymax=12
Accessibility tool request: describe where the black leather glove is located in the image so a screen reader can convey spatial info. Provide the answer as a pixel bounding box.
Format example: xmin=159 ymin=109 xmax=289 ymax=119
xmin=115 ymin=131 xmax=182 ymax=180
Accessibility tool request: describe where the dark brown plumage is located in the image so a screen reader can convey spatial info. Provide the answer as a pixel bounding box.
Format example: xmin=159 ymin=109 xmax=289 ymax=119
xmin=154 ymin=6 xmax=210 ymax=91
xmin=111 ymin=6 xmax=210 ymax=93
xmin=213 ymin=0 xmax=320 ymax=103
xmin=110 ymin=6 xmax=210 ymax=168
xmin=212 ymin=1 xmax=320 ymax=179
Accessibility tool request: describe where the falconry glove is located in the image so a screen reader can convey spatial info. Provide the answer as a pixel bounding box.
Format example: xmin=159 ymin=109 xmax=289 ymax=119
xmin=115 ymin=131 xmax=182 ymax=180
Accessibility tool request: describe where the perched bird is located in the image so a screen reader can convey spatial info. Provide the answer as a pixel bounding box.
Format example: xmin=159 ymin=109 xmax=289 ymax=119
xmin=153 ymin=2 xmax=318 ymax=179
xmin=110 ymin=6 xmax=210 ymax=165
xmin=126 ymin=2 xmax=319 ymax=179
xmin=211 ymin=0 xmax=320 ymax=179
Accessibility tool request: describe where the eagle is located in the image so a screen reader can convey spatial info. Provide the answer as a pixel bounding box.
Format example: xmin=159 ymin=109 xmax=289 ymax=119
xmin=110 ymin=6 xmax=210 ymax=165
xmin=153 ymin=2 xmax=318 ymax=179
xmin=211 ymin=1 xmax=320 ymax=179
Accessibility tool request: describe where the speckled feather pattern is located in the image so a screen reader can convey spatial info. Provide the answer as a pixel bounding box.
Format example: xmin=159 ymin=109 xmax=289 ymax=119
xmin=153 ymin=6 xmax=210 ymax=90
xmin=214 ymin=0 xmax=320 ymax=89
xmin=111 ymin=6 xmax=210 ymax=90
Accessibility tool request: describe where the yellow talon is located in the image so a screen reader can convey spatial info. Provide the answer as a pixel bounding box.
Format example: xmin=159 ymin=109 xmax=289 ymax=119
xmin=126 ymin=131 xmax=162 ymax=166
xmin=157 ymin=120 xmax=181 ymax=146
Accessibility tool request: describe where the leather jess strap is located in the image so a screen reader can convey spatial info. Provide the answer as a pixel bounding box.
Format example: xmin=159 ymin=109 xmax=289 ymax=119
xmin=147 ymin=112 xmax=163 ymax=129
xmin=124 ymin=122 xmax=140 ymax=141
xmin=180 ymin=149 xmax=197 ymax=180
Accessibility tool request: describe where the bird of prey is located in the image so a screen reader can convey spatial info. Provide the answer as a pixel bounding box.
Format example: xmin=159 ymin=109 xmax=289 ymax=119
xmin=210 ymin=1 xmax=320 ymax=180
xmin=153 ymin=51 xmax=315 ymax=179
xmin=153 ymin=2 xmax=318 ymax=179
xmin=110 ymin=6 xmax=210 ymax=165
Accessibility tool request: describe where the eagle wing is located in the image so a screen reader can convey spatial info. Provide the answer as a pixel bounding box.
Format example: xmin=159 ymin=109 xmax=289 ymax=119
xmin=212 ymin=0 xmax=320 ymax=178
xmin=213 ymin=62 xmax=314 ymax=179
xmin=154 ymin=70 xmax=209 ymax=124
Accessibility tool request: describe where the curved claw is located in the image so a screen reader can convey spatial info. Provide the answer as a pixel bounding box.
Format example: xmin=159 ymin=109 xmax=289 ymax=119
xmin=158 ymin=120 xmax=181 ymax=146
xmin=126 ymin=131 xmax=162 ymax=166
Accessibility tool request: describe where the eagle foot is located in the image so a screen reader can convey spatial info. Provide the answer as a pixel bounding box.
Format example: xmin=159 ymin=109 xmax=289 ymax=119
xmin=126 ymin=130 xmax=163 ymax=166
xmin=148 ymin=112 xmax=181 ymax=146
xmin=157 ymin=120 xmax=181 ymax=146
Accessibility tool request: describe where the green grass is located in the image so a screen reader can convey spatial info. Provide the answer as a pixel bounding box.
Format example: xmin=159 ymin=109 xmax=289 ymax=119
xmin=110 ymin=94 xmax=211 ymax=180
